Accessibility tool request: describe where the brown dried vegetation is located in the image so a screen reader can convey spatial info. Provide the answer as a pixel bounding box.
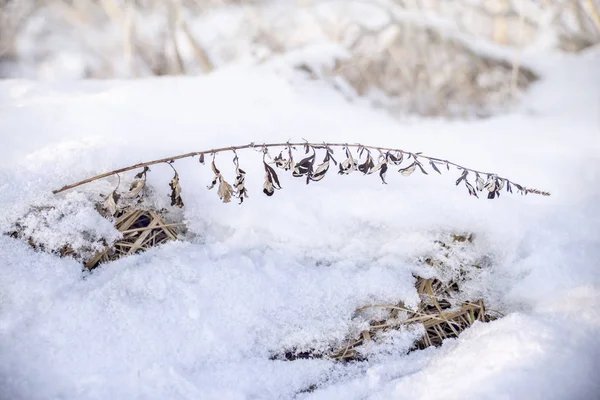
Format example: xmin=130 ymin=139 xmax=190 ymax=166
xmin=275 ymin=233 xmax=500 ymax=365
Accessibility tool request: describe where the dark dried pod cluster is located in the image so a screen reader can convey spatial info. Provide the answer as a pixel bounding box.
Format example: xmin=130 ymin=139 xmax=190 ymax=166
xmin=233 ymin=153 xmax=249 ymax=203
xmin=169 ymin=172 xmax=184 ymax=207
xmin=263 ymin=156 xmax=281 ymax=196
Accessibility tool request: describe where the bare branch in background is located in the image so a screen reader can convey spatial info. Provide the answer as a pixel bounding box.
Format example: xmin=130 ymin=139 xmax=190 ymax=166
xmin=168 ymin=0 xmax=186 ymax=75
xmin=178 ymin=9 xmax=214 ymax=73
xmin=0 ymin=0 xmax=37 ymax=69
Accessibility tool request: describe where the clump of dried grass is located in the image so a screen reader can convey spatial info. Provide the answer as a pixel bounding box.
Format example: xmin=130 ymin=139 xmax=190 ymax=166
xmin=274 ymin=232 xmax=501 ymax=364
xmin=330 ymin=299 xmax=496 ymax=362
xmin=281 ymin=278 xmax=498 ymax=363
xmin=8 ymin=206 xmax=83 ymax=259
xmin=332 ymin=22 xmax=538 ymax=118
xmin=8 ymin=204 xmax=184 ymax=271
xmin=7 ymin=167 xmax=182 ymax=270
xmin=84 ymin=208 xmax=183 ymax=270
xmin=7 ymin=200 xmax=122 ymax=263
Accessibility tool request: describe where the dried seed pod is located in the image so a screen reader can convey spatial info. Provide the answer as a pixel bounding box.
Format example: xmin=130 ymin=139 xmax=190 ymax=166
xmin=207 ymin=160 xmax=233 ymax=203
xmin=263 ymin=160 xmax=281 ymax=196
xmin=217 ymin=179 xmax=233 ymax=203
xmin=338 ymin=147 xmax=357 ymax=175
xmin=169 ymin=173 xmax=184 ymax=207
xmin=399 ymin=162 xmax=417 ymax=176
xmin=125 ymin=180 xmax=145 ymax=198
xmin=103 ymin=191 xmax=120 ymax=216
xmin=233 ymin=165 xmax=248 ymax=203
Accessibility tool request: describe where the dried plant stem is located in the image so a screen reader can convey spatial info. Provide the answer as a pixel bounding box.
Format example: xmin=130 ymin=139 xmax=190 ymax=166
xmin=120 ymin=222 xmax=186 ymax=234
xmin=510 ymin=0 xmax=526 ymax=105
xmin=168 ymin=0 xmax=186 ymax=74
xmin=52 ymin=142 xmax=550 ymax=196
xmin=180 ymin=18 xmax=214 ymax=73
xmin=584 ymin=0 xmax=600 ymax=32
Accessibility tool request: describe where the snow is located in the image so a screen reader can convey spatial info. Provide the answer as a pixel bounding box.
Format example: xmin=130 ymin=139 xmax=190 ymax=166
xmin=1 ymin=48 xmax=599 ymax=399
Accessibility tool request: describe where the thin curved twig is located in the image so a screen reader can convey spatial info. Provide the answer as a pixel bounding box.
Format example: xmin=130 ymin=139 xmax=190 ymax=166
xmin=52 ymin=141 xmax=550 ymax=197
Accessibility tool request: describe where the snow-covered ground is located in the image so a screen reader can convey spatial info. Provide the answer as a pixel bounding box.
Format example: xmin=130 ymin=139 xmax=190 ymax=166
xmin=0 ymin=47 xmax=599 ymax=399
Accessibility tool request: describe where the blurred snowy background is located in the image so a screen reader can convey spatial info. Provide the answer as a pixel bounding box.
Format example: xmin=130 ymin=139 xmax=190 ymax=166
xmin=2 ymin=0 xmax=599 ymax=117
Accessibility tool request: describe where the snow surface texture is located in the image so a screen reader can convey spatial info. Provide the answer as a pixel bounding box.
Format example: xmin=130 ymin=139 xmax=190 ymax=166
xmin=1 ymin=49 xmax=600 ymax=399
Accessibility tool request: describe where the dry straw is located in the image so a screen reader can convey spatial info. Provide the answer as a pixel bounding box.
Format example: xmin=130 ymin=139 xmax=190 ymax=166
xmin=275 ymin=276 xmax=499 ymax=363
xmin=331 ymin=297 xmax=496 ymax=362
xmin=275 ymin=233 xmax=501 ymax=364
xmin=84 ymin=209 xmax=183 ymax=270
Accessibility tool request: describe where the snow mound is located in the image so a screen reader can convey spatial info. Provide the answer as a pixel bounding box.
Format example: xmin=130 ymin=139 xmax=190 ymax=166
xmin=1 ymin=52 xmax=599 ymax=399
